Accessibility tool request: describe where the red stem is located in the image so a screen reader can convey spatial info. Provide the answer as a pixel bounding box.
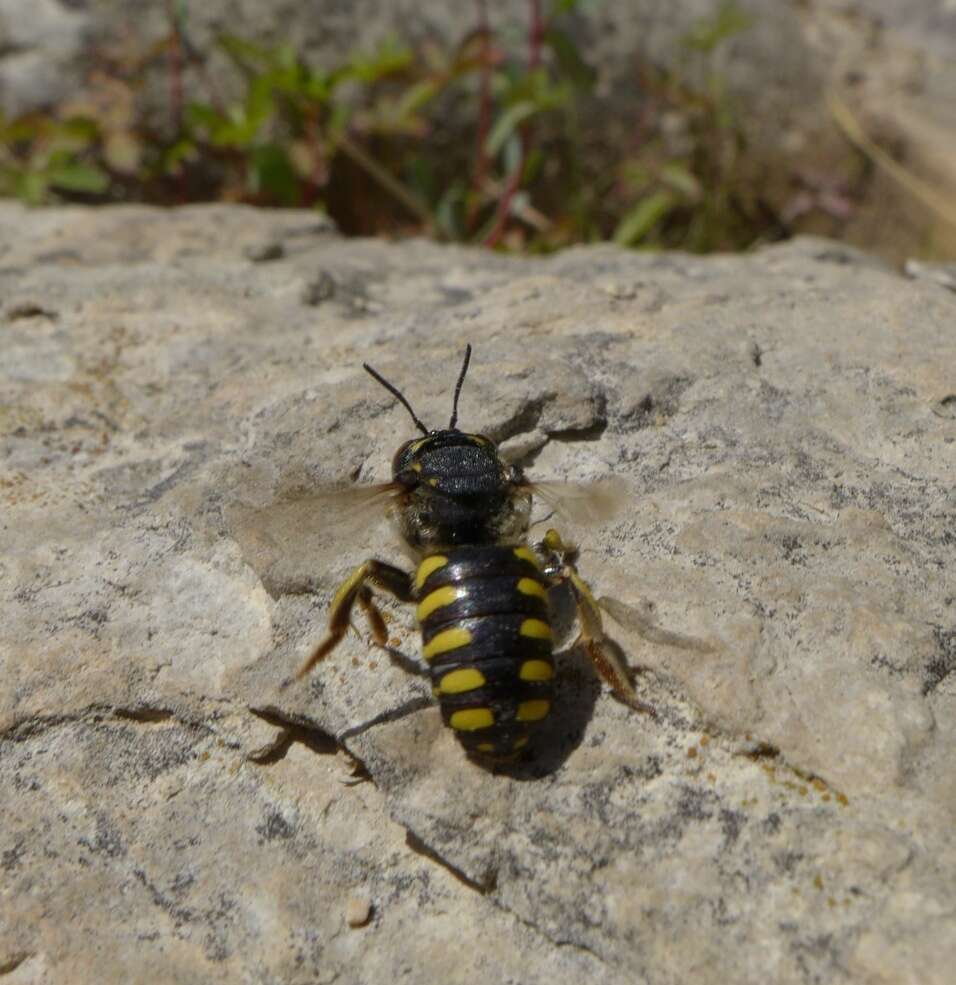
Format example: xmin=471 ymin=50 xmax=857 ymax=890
xmin=529 ymin=0 xmax=544 ymax=69
xmin=483 ymin=0 xmax=545 ymax=247
xmin=165 ymin=0 xmax=187 ymax=202
xmin=468 ymin=0 xmax=493 ymax=229
xmin=302 ymin=111 xmax=326 ymax=208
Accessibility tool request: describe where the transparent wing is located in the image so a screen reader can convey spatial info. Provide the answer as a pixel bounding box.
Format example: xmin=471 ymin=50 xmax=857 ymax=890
xmin=524 ymin=477 xmax=629 ymax=527
xmin=599 ymin=597 xmax=715 ymax=653
xmin=224 ymin=482 xmax=401 ymax=597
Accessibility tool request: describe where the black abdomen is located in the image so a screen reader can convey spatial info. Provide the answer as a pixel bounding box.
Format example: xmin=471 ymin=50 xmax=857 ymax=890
xmin=415 ymin=545 xmax=554 ymax=759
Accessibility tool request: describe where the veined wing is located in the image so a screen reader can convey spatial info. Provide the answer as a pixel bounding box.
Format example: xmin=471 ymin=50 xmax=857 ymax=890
xmin=523 ymin=477 xmax=629 ymax=527
xmin=225 ymin=481 xmax=402 ymax=597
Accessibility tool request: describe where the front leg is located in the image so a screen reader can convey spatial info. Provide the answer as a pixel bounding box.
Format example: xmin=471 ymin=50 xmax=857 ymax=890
xmin=296 ymin=559 xmax=415 ymax=679
xmin=537 ymin=528 xmax=656 ymax=716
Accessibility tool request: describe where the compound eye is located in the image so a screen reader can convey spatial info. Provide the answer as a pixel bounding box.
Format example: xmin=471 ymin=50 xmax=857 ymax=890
xmin=393 ymin=440 xmax=423 ymax=487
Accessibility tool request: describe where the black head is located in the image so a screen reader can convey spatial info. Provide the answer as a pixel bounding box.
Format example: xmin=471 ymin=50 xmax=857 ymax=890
xmin=363 ymin=347 xmax=530 ymax=550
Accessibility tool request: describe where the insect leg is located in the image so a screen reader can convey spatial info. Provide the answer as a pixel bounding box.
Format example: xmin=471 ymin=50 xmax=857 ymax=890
xmin=296 ymin=560 xmax=414 ymax=679
xmin=538 ymin=527 xmax=656 ymax=717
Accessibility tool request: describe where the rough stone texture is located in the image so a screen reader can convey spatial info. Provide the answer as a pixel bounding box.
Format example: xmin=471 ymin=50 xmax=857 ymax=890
xmin=1 ymin=203 xmax=955 ymax=983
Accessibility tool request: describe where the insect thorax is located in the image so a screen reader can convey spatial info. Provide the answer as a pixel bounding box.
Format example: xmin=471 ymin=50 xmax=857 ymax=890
xmin=391 ymin=429 xmax=531 ymax=551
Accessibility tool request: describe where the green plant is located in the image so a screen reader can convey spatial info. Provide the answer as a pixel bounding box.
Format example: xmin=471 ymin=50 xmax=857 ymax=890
xmin=0 ymin=0 xmax=768 ymax=253
xmin=0 ymin=114 xmax=109 ymax=204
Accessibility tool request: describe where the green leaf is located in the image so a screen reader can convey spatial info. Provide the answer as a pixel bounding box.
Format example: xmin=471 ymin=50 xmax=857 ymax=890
xmin=613 ymin=191 xmax=676 ymax=246
xmin=395 ymin=79 xmax=440 ymax=120
xmin=349 ymin=37 xmax=413 ymax=84
xmin=502 ymin=132 xmax=524 ymax=176
xmin=163 ymin=138 xmax=197 ymax=171
xmin=249 ymin=144 xmax=300 ymax=205
xmin=435 ymin=182 xmax=466 ymax=240
xmin=218 ymin=34 xmax=270 ymax=73
xmin=16 ymin=171 xmax=49 ymax=206
xmin=58 ymin=117 xmax=101 ymax=143
xmin=551 ymin=0 xmax=599 ymax=12
xmin=660 ymin=163 xmax=702 ymax=199
xmin=682 ymin=1 xmax=753 ymax=53
xmin=47 ymin=163 xmax=110 ymax=195
xmin=485 ymin=101 xmax=537 ymax=157
xmin=546 ymin=27 xmax=596 ymax=91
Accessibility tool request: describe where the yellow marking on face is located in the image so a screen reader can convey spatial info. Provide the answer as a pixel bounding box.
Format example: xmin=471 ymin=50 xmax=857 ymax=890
xmin=519 ymin=618 xmax=552 ymax=640
xmin=513 ymin=736 xmax=529 ymax=750
xmin=476 ymin=742 xmax=495 ymax=753
xmin=410 ymin=438 xmax=428 ymax=453
xmin=438 ymin=667 xmax=486 ymax=694
xmin=422 ymin=627 xmax=472 ymax=661
xmin=513 ymin=546 xmax=541 ymax=569
xmin=427 ymin=477 xmax=439 ymax=487
xmin=411 ymin=462 xmax=422 ymax=473
xmin=415 ymin=555 xmax=448 ymax=590
xmin=450 ymin=708 xmax=494 ymax=731
xmin=416 ymin=585 xmax=463 ymax=622
xmin=517 ymin=577 xmax=548 ymax=600
xmin=516 ymin=699 xmax=550 ymax=722
xmin=519 ymin=659 xmax=554 ymax=682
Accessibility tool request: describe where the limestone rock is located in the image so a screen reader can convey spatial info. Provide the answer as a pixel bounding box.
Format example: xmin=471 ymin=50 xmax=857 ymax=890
xmin=1 ymin=203 xmax=954 ymax=983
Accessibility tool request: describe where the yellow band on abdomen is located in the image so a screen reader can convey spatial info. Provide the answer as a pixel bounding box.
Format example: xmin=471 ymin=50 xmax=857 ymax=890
xmin=422 ymin=627 xmax=472 ymax=661
xmin=519 ymin=618 xmax=552 ymax=640
xmin=415 ymin=555 xmax=448 ymax=590
xmin=417 ymin=585 xmax=463 ymax=622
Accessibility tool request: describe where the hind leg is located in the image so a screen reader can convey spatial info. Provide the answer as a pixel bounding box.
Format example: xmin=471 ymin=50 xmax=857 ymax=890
xmin=536 ymin=528 xmax=656 ymax=716
xmin=296 ymin=560 xmax=415 ymax=679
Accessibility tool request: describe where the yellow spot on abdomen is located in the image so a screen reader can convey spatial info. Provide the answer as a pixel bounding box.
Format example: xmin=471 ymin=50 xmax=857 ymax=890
xmin=519 ymin=659 xmax=553 ymax=682
xmin=517 ymin=699 xmax=550 ymax=722
xmin=517 ymin=577 xmax=548 ymax=600
xmin=513 ymin=546 xmax=541 ymax=569
xmin=519 ymin=618 xmax=552 ymax=640
xmin=450 ymin=708 xmax=494 ymax=731
xmin=513 ymin=736 xmax=529 ymax=750
xmin=417 ymin=585 xmax=463 ymax=622
xmin=415 ymin=555 xmax=448 ymax=590
xmin=422 ymin=627 xmax=472 ymax=661
xmin=438 ymin=667 xmax=486 ymax=694
xmin=476 ymin=742 xmax=496 ymax=753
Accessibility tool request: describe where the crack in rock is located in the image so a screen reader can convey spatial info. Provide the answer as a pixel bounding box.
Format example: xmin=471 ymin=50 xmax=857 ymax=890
xmin=0 ymin=953 xmax=32 ymax=976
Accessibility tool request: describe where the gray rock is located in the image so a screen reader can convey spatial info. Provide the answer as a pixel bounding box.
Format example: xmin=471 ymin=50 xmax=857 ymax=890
xmin=1 ymin=203 xmax=955 ymax=983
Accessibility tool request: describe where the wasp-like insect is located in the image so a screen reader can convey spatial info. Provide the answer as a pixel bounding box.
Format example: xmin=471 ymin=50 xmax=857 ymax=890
xmin=295 ymin=345 xmax=654 ymax=761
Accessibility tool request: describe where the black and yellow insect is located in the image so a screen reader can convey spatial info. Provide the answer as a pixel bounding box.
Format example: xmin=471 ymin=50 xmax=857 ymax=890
xmin=297 ymin=345 xmax=647 ymax=761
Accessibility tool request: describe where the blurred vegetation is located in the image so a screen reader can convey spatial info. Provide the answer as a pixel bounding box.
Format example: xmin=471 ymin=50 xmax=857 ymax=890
xmin=0 ymin=0 xmax=791 ymax=252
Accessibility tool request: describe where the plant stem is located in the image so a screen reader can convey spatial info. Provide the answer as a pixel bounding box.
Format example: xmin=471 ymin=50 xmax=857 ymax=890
xmin=165 ymin=0 xmax=187 ymax=202
xmin=335 ymin=131 xmax=434 ymax=232
xmin=468 ymin=0 xmax=494 ymax=229
xmin=483 ymin=0 xmax=544 ymax=247
xmin=529 ymin=0 xmax=544 ymax=69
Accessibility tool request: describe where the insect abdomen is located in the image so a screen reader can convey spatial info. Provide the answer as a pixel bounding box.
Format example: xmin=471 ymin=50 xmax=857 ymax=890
xmin=415 ymin=545 xmax=554 ymax=759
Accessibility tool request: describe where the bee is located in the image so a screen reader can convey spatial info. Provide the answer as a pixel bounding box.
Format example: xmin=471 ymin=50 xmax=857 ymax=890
xmin=293 ymin=344 xmax=657 ymax=762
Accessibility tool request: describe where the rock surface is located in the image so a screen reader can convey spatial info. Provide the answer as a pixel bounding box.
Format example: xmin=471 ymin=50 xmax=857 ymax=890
xmin=1 ymin=203 xmax=955 ymax=983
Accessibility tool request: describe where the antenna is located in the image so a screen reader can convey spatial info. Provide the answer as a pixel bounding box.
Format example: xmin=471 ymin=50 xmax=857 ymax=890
xmin=448 ymin=343 xmax=472 ymax=430
xmin=363 ymin=361 xmax=429 ymax=436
